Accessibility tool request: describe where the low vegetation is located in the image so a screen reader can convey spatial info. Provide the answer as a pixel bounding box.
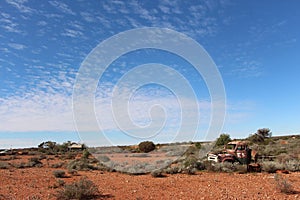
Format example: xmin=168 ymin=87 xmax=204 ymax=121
xmin=55 ymin=178 xmax=100 ymax=200
xmin=274 ymin=174 xmax=295 ymax=194
xmin=0 ymin=162 xmax=9 ymax=169
xmin=0 ymin=132 xmax=299 ymax=199
xmin=138 ymin=141 xmax=155 ymax=153
xmin=53 ymin=170 xmax=66 ymax=178
xmin=151 ymin=169 xmax=164 ymax=178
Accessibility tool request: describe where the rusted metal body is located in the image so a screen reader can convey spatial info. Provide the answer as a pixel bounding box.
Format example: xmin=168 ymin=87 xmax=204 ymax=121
xmin=207 ymin=141 xmax=261 ymax=171
xmin=222 ymin=141 xmax=251 ymax=164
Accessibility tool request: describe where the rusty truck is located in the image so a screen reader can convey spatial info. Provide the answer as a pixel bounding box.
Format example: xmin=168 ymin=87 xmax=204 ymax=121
xmin=207 ymin=141 xmax=261 ymax=171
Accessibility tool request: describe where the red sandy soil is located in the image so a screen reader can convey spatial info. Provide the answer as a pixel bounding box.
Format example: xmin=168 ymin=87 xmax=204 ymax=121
xmin=0 ymin=155 xmax=300 ymax=200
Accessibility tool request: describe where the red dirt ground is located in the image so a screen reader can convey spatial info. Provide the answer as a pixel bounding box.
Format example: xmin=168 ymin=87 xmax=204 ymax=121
xmin=0 ymin=155 xmax=300 ymax=200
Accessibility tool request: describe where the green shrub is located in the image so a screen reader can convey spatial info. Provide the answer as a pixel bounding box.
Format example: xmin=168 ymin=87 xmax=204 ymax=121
xmin=235 ymin=165 xmax=248 ymax=174
xmin=68 ymin=169 xmax=78 ymax=176
xmin=0 ymin=155 xmax=18 ymax=161
xmin=220 ymin=162 xmax=237 ymax=173
xmin=51 ymin=162 xmax=65 ymax=168
xmin=151 ymin=169 xmax=164 ymax=177
xmin=183 ymin=156 xmax=204 ymax=170
xmin=138 ymin=141 xmax=155 ymax=153
xmin=50 ymin=179 xmax=66 ymax=189
xmin=215 ymin=134 xmax=231 ymax=147
xmin=53 ymin=170 xmax=66 ymax=178
xmin=61 ymin=152 xmax=76 ymax=160
xmin=195 ymin=142 xmax=202 ymax=149
xmin=284 ymin=160 xmax=300 ymax=172
xmin=274 ymin=174 xmax=295 ymax=194
xmin=56 ymin=178 xmax=100 ymax=200
xmin=0 ymin=162 xmax=9 ymax=169
xmin=183 ymin=146 xmax=198 ymax=156
xmin=12 ymin=158 xmax=43 ymax=168
xmin=12 ymin=162 xmax=26 ymax=168
xmin=57 ymin=179 xmax=65 ymax=187
xmin=164 ymin=166 xmax=181 ymax=174
xmin=67 ymin=159 xmax=98 ymax=171
xmin=202 ymin=160 xmax=216 ymax=172
xmin=202 ymin=161 xmax=241 ymax=173
xmin=27 ymin=157 xmax=43 ymax=167
xmin=82 ymin=149 xmax=91 ymax=159
xmin=262 ymin=161 xmax=283 ymax=173
xmin=38 ymin=155 xmax=47 ymax=160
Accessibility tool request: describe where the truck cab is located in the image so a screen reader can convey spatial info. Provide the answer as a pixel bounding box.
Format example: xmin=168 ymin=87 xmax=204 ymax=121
xmin=224 ymin=141 xmax=251 ymax=164
xmin=207 ymin=141 xmax=251 ymax=164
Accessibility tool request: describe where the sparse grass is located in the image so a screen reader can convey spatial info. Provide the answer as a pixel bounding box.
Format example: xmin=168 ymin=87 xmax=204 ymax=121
xmin=68 ymin=168 xmax=79 ymax=176
xmin=51 ymin=162 xmax=65 ymax=168
xmin=0 ymin=155 xmax=18 ymax=161
xmin=12 ymin=162 xmax=27 ymax=168
xmin=235 ymin=165 xmax=248 ymax=174
xmin=27 ymin=157 xmax=43 ymax=167
xmin=37 ymin=154 xmax=47 ymax=160
xmin=27 ymin=195 xmax=42 ymax=200
xmin=67 ymin=159 xmax=98 ymax=171
xmin=274 ymin=174 xmax=295 ymax=194
xmin=151 ymin=169 xmax=164 ymax=177
xmin=97 ymin=155 xmax=110 ymax=162
xmin=60 ymin=152 xmax=77 ymax=160
xmin=262 ymin=161 xmax=284 ymax=173
xmin=284 ymin=160 xmax=300 ymax=172
xmin=202 ymin=161 xmax=246 ymax=173
xmin=183 ymin=167 xmax=197 ymax=175
xmin=183 ymin=156 xmax=205 ymax=171
xmin=129 ymin=153 xmax=150 ymax=158
xmin=55 ymin=178 xmax=100 ymax=200
xmin=11 ymin=157 xmax=43 ymax=169
xmin=0 ymin=161 xmax=9 ymax=169
xmin=53 ymin=170 xmax=66 ymax=178
xmin=164 ymin=166 xmax=181 ymax=174
xmin=49 ymin=179 xmax=66 ymax=189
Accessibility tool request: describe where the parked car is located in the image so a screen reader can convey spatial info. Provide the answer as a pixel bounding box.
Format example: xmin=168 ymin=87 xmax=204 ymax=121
xmin=0 ymin=149 xmax=9 ymax=156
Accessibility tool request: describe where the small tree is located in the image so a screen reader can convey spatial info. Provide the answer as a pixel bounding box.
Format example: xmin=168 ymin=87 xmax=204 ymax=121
xmin=247 ymin=133 xmax=264 ymax=143
xmin=215 ymin=134 xmax=231 ymax=147
xmin=248 ymin=128 xmax=272 ymax=144
xmin=257 ymin=128 xmax=272 ymax=138
xmin=138 ymin=141 xmax=155 ymax=153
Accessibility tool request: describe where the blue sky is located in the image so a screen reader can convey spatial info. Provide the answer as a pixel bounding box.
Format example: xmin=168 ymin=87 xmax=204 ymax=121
xmin=0 ymin=0 xmax=299 ymax=148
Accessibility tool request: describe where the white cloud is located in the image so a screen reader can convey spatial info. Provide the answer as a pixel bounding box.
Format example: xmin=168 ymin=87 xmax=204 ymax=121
xmin=8 ymin=43 xmax=26 ymax=50
xmin=230 ymin=60 xmax=263 ymax=78
xmin=37 ymin=21 xmax=47 ymax=26
xmin=80 ymin=12 xmax=96 ymax=23
xmin=49 ymin=1 xmax=76 ymax=15
xmin=5 ymin=0 xmax=35 ymax=14
xmin=61 ymin=29 xmax=83 ymax=38
xmin=0 ymin=91 xmax=74 ymax=132
xmin=0 ymin=15 xmax=22 ymax=33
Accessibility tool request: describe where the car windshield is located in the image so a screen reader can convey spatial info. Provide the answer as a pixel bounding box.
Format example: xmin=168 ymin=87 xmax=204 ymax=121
xmin=237 ymin=145 xmax=246 ymax=150
xmin=227 ymin=144 xmax=236 ymax=150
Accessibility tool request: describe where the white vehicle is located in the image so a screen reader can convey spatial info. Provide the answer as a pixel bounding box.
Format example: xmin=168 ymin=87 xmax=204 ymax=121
xmin=207 ymin=153 xmax=219 ymax=162
xmin=0 ymin=149 xmax=9 ymax=155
